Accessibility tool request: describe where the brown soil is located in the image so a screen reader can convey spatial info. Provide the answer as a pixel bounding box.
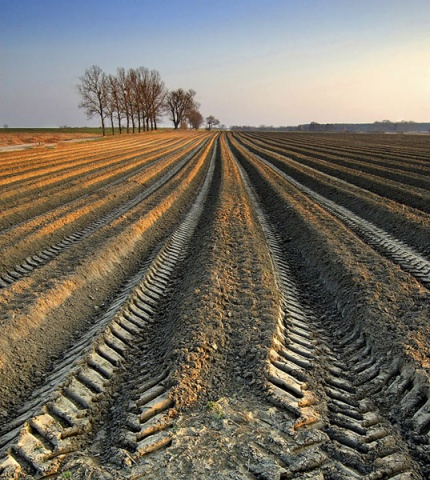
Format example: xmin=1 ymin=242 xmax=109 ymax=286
xmin=236 ymin=132 xmax=430 ymax=213
xmin=230 ymin=134 xmax=430 ymax=369
xmin=0 ymin=132 xmax=99 ymax=147
xmin=166 ymin=134 xmax=281 ymax=409
xmin=0 ymin=132 xmax=429 ymax=479
xmin=0 ymin=135 xmax=207 ymax=271
xmin=0 ymin=132 xmax=213 ymax=421
xmin=234 ymin=133 xmax=430 ymax=256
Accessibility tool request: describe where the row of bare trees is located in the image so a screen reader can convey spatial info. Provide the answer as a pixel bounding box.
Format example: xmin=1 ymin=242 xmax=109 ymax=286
xmin=77 ymin=65 xmax=217 ymax=135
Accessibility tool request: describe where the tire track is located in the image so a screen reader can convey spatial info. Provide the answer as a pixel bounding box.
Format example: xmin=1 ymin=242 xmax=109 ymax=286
xmin=235 ymin=140 xmax=430 ymax=289
xmin=0 ymin=136 xmax=201 ymax=235
xmin=113 ymin=145 xmax=216 ymax=462
xmin=0 ymin=135 xmax=201 ymax=232
xmin=234 ymin=134 xmax=430 ymax=260
xmin=229 ymin=145 xmax=331 ymax=477
xmin=0 ymin=139 xmax=217 ymax=479
xmin=246 ymin=132 xmax=430 ymax=186
xmin=327 ymin=320 xmax=430 ymax=478
xmin=236 ymin=133 xmax=430 ymax=213
xmin=230 ymin=141 xmax=423 ymax=479
xmin=0 ymin=136 xmax=179 ymax=195
xmin=0 ymin=139 xmax=209 ymax=289
xmin=254 ymin=132 xmax=430 ymax=172
xmin=0 ymin=136 xmax=173 ymax=184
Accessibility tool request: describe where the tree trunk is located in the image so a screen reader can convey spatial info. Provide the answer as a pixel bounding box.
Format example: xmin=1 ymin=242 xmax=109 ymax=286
xmin=110 ymin=114 xmax=115 ymax=135
xmin=101 ymin=114 xmax=106 ymax=136
xmin=117 ymin=113 xmax=122 ymax=134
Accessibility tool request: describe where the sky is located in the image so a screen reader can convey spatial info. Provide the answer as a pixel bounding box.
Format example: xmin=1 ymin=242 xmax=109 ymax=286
xmin=1 ymin=0 xmax=430 ymax=128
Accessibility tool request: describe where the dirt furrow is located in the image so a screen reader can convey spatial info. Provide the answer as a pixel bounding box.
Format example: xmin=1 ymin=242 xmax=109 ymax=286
xmin=0 ymin=134 xmax=173 ymax=180
xmin=0 ymin=138 xmax=209 ymax=288
xmin=230 ymin=134 xmax=430 ymax=370
xmin=98 ymin=134 xmax=425 ymax=479
xmin=249 ymin=132 xmax=430 ymax=175
xmin=249 ymin=132 xmax=430 ymax=186
xmin=79 ymin=134 xmax=293 ymax=479
xmin=0 ymin=136 xmax=215 ymax=431
xmin=231 ymin=134 xmax=430 ymax=258
xmin=0 ymin=137 xmax=170 ymax=188
xmin=231 ymin=143 xmax=422 ymax=479
xmin=0 ymin=141 xmax=218 ymax=479
xmin=236 ymin=133 xmax=430 ymax=214
xmin=0 ymin=140 xmax=160 ymax=195
xmin=255 ymin=132 xmax=430 ymax=166
xmin=0 ymin=132 xmax=428 ymax=478
xmin=0 ymin=136 xmax=204 ymax=257
xmin=229 ymin=135 xmax=429 ymax=477
xmin=247 ymin=150 xmax=430 ymax=289
xmin=0 ymin=135 xmax=205 ymax=230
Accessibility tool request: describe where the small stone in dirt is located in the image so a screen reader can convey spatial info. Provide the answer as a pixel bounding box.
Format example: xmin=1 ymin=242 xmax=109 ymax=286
xmin=249 ymin=460 xmax=287 ymax=480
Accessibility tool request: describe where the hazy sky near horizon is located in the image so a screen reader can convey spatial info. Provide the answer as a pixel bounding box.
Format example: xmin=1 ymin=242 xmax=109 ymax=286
xmin=1 ymin=0 xmax=430 ymax=127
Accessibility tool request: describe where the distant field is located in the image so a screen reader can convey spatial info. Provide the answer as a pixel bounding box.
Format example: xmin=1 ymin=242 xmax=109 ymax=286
xmin=0 ymin=128 xmax=174 ymax=147
xmin=0 ymin=128 xmax=104 ymax=147
xmin=0 ymin=127 xmax=104 ymax=134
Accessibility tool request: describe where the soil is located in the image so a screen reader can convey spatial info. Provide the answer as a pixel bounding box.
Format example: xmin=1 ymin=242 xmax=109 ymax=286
xmin=0 ymin=132 xmax=212 ymax=420
xmin=0 ymin=131 xmax=429 ymax=479
xmin=0 ymin=132 xmax=100 ymax=149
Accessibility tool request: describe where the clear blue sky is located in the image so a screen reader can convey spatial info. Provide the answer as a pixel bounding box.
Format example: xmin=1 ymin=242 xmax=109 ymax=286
xmin=1 ymin=0 xmax=430 ymax=127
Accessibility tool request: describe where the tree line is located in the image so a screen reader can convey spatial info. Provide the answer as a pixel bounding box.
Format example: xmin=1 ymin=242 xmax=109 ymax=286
xmin=231 ymin=120 xmax=430 ymax=133
xmin=77 ymin=65 xmax=219 ymax=135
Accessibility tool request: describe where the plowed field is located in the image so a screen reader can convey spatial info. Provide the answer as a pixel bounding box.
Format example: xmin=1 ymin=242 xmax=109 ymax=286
xmin=0 ymin=131 xmax=429 ymax=479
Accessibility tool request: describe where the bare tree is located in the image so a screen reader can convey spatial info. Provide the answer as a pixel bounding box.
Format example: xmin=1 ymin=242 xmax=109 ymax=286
xmin=206 ymin=115 xmax=220 ymax=131
xmin=135 ymin=67 xmax=149 ymax=132
xmin=105 ymin=95 xmax=116 ymax=135
xmin=147 ymin=70 xmax=167 ymax=130
xmin=125 ymin=68 xmax=138 ymax=133
xmin=116 ymin=68 xmax=131 ymax=133
xmin=77 ymin=65 xmax=108 ymax=136
xmin=107 ymin=74 xmax=123 ymax=134
xmin=165 ymin=89 xmax=197 ymax=129
xmin=187 ymin=109 xmax=204 ymax=130
xmin=78 ymin=65 xmax=197 ymax=134
xmin=133 ymin=67 xmax=166 ymax=132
